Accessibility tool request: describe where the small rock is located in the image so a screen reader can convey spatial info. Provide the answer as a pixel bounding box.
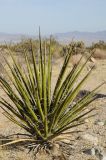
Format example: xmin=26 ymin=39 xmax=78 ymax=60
xmin=54 ymin=143 xmax=60 ymax=149
xmin=98 ymin=122 xmax=104 ymax=126
xmin=60 ymin=139 xmax=71 ymax=144
xmin=72 ymin=102 xmax=76 ymax=105
xmin=93 ymin=148 xmax=103 ymax=160
xmin=95 ymin=120 xmax=105 ymax=126
xmin=69 ymin=155 xmax=74 ymax=160
xmin=84 ymin=119 xmax=90 ymax=123
xmin=52 ymin=144 xmax=61 ymax=156
xmin=102 ymin=150 xmax=106 ymax=160
xmin=87 ymin=147 xmax=106 ymax=160
xmin=83 ymin=148 xmax=95 ymax=156
xmin=80 ymin=134 xmax=98 ymax=145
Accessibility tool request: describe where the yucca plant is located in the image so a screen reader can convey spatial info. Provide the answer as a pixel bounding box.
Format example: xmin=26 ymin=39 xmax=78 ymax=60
xmin=0 ymin=30 xmax=104 ymax=152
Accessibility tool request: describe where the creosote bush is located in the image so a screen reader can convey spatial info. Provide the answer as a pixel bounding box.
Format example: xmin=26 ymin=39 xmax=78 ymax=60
xmin=0 ymin=31 xmax=104 ymax=152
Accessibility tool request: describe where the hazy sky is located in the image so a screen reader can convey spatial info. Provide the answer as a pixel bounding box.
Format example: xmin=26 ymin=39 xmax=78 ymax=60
xmin=0 ymin=0 xmax=106 ymax=35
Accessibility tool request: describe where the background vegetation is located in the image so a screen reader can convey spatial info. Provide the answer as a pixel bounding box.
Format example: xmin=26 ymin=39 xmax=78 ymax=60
xmin=0 ymin=38 xmax=106 ymax=60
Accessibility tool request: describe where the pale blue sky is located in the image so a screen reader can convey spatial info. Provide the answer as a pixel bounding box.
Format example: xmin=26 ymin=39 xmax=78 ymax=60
xmin=0 ymin=0 xmax=106 ymax=35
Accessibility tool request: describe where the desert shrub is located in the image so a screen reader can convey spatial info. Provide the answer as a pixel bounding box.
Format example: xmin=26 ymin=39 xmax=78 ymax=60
xmin=8 ymin=39 xmax=39 ymax=53
xmin=0 ymin=32 xmax=104 ymax=153
xmin=91 ymin=40 xmax=106 ymax=50
xmin=93 ymin=48 xmax=106 ymax=59
xmin=86 ymin=41 xmax=106 ymax=59
xmin=61 ymin=41 xmax=86 ymax=57
xmin=0 ymin=44 xmax=8 ymax=50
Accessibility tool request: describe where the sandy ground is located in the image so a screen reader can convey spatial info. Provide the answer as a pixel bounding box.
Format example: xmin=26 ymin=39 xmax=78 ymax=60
xmin=0 ymin=57 xmax=106 ymax=160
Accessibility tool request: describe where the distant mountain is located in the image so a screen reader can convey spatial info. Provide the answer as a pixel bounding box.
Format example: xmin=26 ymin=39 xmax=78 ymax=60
xmin=0 ymin=31 xmax=106 ymax=46
xmin=54 ymin=31 xmax=106 ymax=46
xmin=0 ymin=32 xmax=32 ymax=44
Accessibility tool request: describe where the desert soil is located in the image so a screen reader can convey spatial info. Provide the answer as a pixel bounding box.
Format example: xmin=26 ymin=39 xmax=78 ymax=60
xmin=0 ymin=57 xmax=106 ymax=160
